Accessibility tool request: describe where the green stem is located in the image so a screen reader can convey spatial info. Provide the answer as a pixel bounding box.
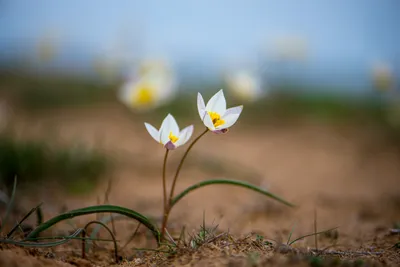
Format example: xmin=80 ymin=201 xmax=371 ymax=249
xmin=160 ymin=149 xmax=169 ymax=239
xmin=160 ymin=128 xmax=208 ymax=240
xmin=169 ymin=128 xmax=208 ymax=202
xmin=162 ymin=149 xmax=169 ymax=211
xmin=26 ymin=205 xmax=160 ymax=245
xmin=170 ymin=179 xmax=295 ymax=208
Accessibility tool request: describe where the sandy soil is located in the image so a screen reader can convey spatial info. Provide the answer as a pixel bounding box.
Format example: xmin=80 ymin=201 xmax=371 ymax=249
xmin=1 ymin=103 xmax=400 ymax=266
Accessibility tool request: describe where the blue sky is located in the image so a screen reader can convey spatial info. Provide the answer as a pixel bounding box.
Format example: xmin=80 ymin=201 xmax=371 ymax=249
xmin=0 ymin=0 xmax=399 ymax=88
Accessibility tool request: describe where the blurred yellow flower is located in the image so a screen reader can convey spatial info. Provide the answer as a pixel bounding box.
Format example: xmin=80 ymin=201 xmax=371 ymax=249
xmin=225 ymin=71 xmax=264 ymax=102
xmin=119 ymin=59 xmax=177 ymax=111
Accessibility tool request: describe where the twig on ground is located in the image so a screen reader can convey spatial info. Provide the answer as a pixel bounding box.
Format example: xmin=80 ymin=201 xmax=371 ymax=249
xmin=164 ymin=228 xmax=177 ymax=246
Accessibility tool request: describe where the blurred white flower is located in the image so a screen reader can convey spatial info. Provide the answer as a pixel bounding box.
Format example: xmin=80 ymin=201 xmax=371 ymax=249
xmin=371 ymin=61 xmax=395 ymax=92
xmin=225 ymin=70 xmax=264 ymax=102
xmin=145 ymin=114 xmax=193 ymax=150
xmin=197 ymin=89 xmax=243 ymax=134
xmin=119 ymin=59 xmax=177 ymax=111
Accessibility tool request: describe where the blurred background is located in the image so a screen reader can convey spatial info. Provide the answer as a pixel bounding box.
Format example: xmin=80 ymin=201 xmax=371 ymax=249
xmin=0 ymin=0 xmax=399 ymax=240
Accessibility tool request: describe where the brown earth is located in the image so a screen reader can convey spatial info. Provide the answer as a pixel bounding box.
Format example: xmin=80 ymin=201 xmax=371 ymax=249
xmin=1 ymin=103 xmax=400 ymax=266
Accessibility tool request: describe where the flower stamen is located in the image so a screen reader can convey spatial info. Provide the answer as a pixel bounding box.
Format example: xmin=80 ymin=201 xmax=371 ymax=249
xmin=169 ymin=131 xmax=179 ymax=143
xmin=208 ymin=111 xmax=225 ymax=127
xmin=133 ymin=85 xmax=154 ymax=105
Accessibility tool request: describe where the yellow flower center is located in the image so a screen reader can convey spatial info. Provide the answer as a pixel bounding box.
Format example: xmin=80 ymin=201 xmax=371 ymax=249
xmin=169 ymin=131 xmax=179 ymax=143
xmin=208 ymin=111 xmax=225 ymax=127
xmin=133 ymin=85 xmax=154 ymax=106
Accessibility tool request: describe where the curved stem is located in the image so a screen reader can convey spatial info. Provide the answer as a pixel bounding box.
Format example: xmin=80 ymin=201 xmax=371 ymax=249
xmin=170 ymin=179 xmax=295 ymax=208
xmin=160 ymin=128 xmax=208 ymax=240
xmin=160 ymin=149 xmax=169 ymax=239
xmin=169 ymin=128 xmax=208 ymax=202
xmin=162 ymin=149 xmax=169 ymax=211
xmin=82 ymin=220 xmax=118 ymax=263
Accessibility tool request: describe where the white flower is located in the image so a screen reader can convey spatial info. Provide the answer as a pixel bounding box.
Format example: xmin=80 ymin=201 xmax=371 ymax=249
xmin=197 ymin=89 xmax=243 ymax=134
xmin=145 ymin=114 xmax=193 ymax=150
xmin=118 ymin=60 xmax=177 ymax=111
xmin=225 ymin=71 xmax=264 ymax=102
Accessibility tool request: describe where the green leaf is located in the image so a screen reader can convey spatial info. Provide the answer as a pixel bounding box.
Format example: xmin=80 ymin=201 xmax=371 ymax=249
xmin=0 ymin=229 xmax=83 ymax=247
xmin=288 ymin=227 xmax=339 ymax=246
xmin=171 ymin=179 xmax=295 ymax=208
xmin=26 ymin=205 xmax=160 ymax=245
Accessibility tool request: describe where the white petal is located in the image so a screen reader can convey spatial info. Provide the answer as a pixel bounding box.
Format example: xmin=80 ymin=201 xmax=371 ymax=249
xmin=159 ymin=127 xmax=170 ymax=145
xmin=223 ymin=105 xmax=243 ymax=117
xmin=197 ymin=92 xmax=207 ymax=120
xmin=159 ymin=114 xmax=171 ymax=144
xmin=205 ymin=89 xmax=226 ymax=114
xmin=167 ymin=114 xmax=180 ymax=134
xmin=176 ymin=125 xmax=194 ymax=146
xmin=203 ymin=113 xmax=215 ymax=130
xmin=160 ymin=114 xmax=180 ymax=145
xmin=144 ymin=123 xmax=160 ymax=142
xmin=118 ymin=80 xmax=135 ymax=105
xmin=217 ymin=113 xmax=240 ymax=129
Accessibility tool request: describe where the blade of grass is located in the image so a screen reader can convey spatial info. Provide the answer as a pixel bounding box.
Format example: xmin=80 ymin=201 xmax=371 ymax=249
xmin=202 ymin=210 xmax=206 ymax=243
xmin=288 ymin=227 xmax=339 ymax=246
xmin=0 ymin=228 xmax=83 ymax=247
xmin=86 ymin=214 xmax=126 ymax=253
xmin=26 ymin=205 xmax=160 ymax=245
xmin=0 ymin=176 xmax=17 ymax=233
xmin=286 ymin=222 xmax=297 ymax=245
xmin=177 ymin=225 xmax=186 ymax=246
xmin=164 ymin=228 xmax=177 ymax=246
xmin=121 ymin=222 xmax=141 ymax=251
xmin=82 ymin=220 xmax=118 ymax=263
xmin=103 ymin=178 xmax=117 ymax=237
xmin=36 ymin=204 xmax=43 ymax=226
xmin=25 ymin=236 xmax=117 ymax=242
xmin=171 ymin=179 xmax=295 ymax=208
xmin=314 ymin=208 xmax=318 ymax=250
xmin=6 ymin=202 xmax=43 ymax=238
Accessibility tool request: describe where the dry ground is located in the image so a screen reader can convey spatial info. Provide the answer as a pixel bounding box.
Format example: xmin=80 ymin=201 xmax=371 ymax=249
xmin=1 ymin=103 xmax=400 ymax=266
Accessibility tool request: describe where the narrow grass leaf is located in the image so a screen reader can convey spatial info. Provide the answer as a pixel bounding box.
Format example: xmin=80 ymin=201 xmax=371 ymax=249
xmin=286 ymin=222 xmax=297 ymax=245
xmin=6 ymin=202 xmax=43 ymax=238
xmin=288 ymin=227 xmax=339 ymax=246
xmin=86 ymin=214 xmax=126 ymax=253
xmin=171 ymin=179 xmax=295 ymax=208
xmin=26 ymin=205 xmax=160 ymax=245
xmin=82 ymin=220 xmax=118 ymax=263
xmin=0 ymin=228 xmax=83 ymax=247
